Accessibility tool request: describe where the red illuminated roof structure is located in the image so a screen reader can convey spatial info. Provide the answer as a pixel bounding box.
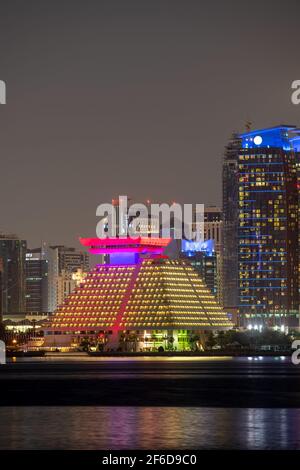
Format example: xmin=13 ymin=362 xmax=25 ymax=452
xmin=79 ymin=237 xmax=171 ymax=255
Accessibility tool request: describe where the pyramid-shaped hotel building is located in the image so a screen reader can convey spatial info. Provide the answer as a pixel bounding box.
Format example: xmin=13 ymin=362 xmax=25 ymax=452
xmin=44 ymin=237 xmax=232 ymax=350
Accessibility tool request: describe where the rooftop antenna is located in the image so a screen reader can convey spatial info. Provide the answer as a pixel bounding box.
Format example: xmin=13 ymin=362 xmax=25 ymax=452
xmin=245 ymin=120 xmax=252 ymax=132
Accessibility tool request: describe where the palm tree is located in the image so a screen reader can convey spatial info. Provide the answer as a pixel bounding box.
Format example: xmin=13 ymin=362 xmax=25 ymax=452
xmin=127 ymin=333 xmax=138 ymax=352
xmin=189 ymin=334 xmax=200 ymax=351
xmin=79 ymin=336 xmax=90 ymax=352
xmin=167 ymin=336 xmax=175 ymax=351
xmin=206 ymin=332 xmax=217 ymax=350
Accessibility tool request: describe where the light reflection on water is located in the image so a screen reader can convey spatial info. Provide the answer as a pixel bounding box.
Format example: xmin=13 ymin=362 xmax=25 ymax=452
xmin=8 ymin=355 xmax=234 ymax=363
xmin=0 ymin=407 xmax=299 ymax=450
xmin=7 ymin=355 xmax=287 ymax=363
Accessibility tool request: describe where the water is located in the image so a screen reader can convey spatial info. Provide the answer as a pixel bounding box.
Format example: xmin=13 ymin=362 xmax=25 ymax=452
xmin=6 ymin=354 xmax=288 ymax=363
xmin=0 ymin=406 xmax=299 ymax=450
xmin=1 ymin=357 xmax=300 ymax=449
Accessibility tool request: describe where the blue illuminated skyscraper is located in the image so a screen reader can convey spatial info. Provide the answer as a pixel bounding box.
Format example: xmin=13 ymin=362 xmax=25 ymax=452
xmin=290 ymin=131 xmax=300 ymax=320
xmin=238 ymin=125 xmax=299 ymax=328
xmin=181 ymin=239 xmax=218 ymax=297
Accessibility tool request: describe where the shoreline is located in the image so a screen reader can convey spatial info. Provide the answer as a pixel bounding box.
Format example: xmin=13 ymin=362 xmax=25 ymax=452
xmin=87 ymin=350 xmax=291 ymax=358
xmin=6 ymin=350 xmax=291 ymax=358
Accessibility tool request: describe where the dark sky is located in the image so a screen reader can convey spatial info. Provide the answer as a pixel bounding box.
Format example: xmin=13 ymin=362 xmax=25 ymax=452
xmin=0 ymin=0 xmax=300 ymax=248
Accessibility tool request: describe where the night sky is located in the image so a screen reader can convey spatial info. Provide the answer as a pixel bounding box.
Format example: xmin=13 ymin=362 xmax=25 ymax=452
xmin=0 ymin=0 xmax=299 ymax=248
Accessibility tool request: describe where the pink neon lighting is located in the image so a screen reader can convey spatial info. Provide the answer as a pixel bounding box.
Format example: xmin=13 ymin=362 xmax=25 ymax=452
xmin=112 ymin=261 xmax=142 ymax=332
xmin=79 ymin=237 xmax=171 ymax=254
xmin=80 ymin=237 xmax=171 ymax=247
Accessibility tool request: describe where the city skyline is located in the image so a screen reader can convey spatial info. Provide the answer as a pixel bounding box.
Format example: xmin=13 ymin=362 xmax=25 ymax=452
xmin=1 ymin=0 xmax=300 ymax=247
xmin=3 ymin=1 xmax=300 ymax=459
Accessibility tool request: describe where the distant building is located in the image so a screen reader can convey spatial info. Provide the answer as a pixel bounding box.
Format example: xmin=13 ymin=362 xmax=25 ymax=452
xmin=25 ymin=244 xmax=89 ymax=313
xmin=204 ymin=207 xmax=222 ymax=254
xmin=46 ymin=245 xmax=90 ymax=312
xmin=0 ymin=234 xmax=27 ymax=314
xmin=181 ymin=239 xmax=218 ymax=298
xmin=26 ymin=247 xmax=49 ymax=313
xmin=204 ymin=207 xmax=223 ymax=304
xmin=188 ymin=206 xmax=223 ymax=303
xmin=222 ymin=134 xmax=241 ymax=312
xmin=49 ymin=245 xmax=89 ymax=274
xmin=56 ymin=270 xmax=77 ymax=309
xmin=56 ymin=269 xmax=87 ymax=309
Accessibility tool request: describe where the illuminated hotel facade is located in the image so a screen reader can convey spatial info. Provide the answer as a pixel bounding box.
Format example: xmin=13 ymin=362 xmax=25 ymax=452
xmin=44 ymin=237 xmax=232 ymax=350
xmin=238 ymin=126 xmax=300 ymax=328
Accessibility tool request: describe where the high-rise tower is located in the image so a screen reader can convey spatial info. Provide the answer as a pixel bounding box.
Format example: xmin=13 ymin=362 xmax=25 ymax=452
xmin=238 ymin=125 xmax=299 ymax=328
xmin=0 ymin=234 xmax=27 ymax=314
xmin=222 ymin=133 xmax=241 ymax=312
xmin=26 ymin=247 xmax=49 ymax=312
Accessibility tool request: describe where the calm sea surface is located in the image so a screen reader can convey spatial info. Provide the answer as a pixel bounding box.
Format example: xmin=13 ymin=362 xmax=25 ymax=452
xmin=1 ymin=357 xmax=300 ymax=449
xmin=0 ymin=406 xmax=299 ymax=450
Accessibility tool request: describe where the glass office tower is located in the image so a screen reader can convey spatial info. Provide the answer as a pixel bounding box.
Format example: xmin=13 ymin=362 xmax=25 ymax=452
xmin=238 ymin=126 xmax=299 ymax=328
